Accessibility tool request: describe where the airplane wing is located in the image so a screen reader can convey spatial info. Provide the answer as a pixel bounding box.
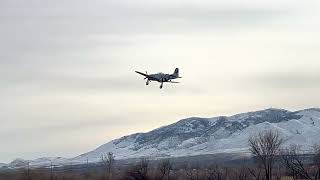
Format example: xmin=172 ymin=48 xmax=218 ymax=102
xmin=135 ymin=71 xmax=151 ymax=78
xmin=167 ymin=81 xmax=180 ymax=83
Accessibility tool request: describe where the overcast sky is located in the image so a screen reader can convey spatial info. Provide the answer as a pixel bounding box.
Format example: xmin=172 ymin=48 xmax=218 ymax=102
xmin=1 ymin=0 xmax=320 ymax=163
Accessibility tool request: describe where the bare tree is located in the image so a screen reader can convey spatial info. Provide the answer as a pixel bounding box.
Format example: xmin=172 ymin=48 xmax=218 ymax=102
xmin=249 ymin=130 xmax=284 ymax=180
xmin=248 ymin=167 xmax=262 ymax=180
xmin=101 ymin=152 xmax=115 ymax=178
xmin=184 ymin=168 xmax=198 ymax=180
xmin=27 ymin=160 xmax=31 ymax=180
xmin=182 ymin=163 xmax=204 ymax=180
xmin=236 ymin=166 xmax=250 ymax=180
xmin=205 ymin=165 xmax=223 ymax=180
xmin=158 ymin=159 xmax=172 ymax=180
xmin=127 ymin=158 xmax=149 ymax=180
xmin=182 ymin=164 xmax=196 ymax=180
xmin=281 ymin=144 xmax=313 ymax=180
xmin=313 ymin=144 xmax=320 ymax=180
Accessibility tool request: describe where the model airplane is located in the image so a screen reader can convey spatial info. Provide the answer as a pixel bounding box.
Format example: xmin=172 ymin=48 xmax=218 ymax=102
xmin=135 ymin=68 xmax=181 ymax=89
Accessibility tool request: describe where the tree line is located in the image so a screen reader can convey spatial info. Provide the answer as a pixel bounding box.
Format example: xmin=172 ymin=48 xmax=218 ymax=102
xmin=1 ymin=130 xmax=320 ymax=180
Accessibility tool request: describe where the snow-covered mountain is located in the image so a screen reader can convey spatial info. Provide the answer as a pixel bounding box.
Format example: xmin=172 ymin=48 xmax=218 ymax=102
xmin=3 ymin=108 xmax=320 ymax=168
xmin=74 ymin=108 xmax=320 ymax=163
xmin=0 ymin=163 xmax=6 ymax=168
xmin=1 ymin=157 xmax=70 ymax=169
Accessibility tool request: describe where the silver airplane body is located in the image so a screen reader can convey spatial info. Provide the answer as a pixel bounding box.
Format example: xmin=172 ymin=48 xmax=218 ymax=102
xmin=135 ymin=68 xmax=181 ymax=89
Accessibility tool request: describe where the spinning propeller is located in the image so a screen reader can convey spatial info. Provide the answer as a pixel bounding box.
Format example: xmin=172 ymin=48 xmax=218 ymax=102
xmin=144 ymin=71 xmax=148 ymax=79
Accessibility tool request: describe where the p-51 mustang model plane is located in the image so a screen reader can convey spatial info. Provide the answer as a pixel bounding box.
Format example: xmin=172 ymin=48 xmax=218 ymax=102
xmin=135 ymin=68 xmax=181 ymax=89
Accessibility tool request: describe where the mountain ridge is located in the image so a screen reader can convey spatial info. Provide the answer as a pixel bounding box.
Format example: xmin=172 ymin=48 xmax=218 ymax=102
xmin=2 ymin=107 xmax=320 ymax=168
xmin=73 ymin=107 xmax=320 ymax=163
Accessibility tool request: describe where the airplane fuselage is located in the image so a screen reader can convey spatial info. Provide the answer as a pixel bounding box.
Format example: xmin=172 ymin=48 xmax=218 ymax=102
xmin=147 ymin=73 xmax=177 ymax=82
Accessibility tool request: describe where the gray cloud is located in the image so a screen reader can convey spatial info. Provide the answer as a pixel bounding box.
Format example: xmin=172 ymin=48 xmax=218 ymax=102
xmin=0 ymin=72 xmax=138 ymax=92
xmin=0 ymin=0 xmax=291 ymax=37
xmin=0 ymin=0 xmax=319 ymax=163
xmin=243 ymin=71 xmax=320 ymax=90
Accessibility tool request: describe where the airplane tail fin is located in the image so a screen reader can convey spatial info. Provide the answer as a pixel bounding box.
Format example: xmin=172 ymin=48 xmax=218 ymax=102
xmin=173 ymin=68 xmax=179 ymax=78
